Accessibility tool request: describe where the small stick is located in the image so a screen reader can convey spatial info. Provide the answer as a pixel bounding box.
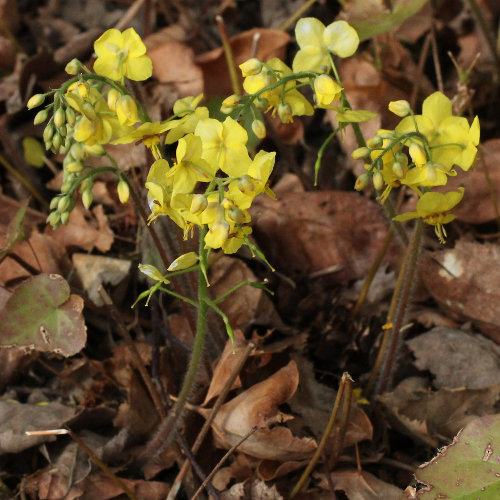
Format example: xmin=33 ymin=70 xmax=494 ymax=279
xmin=279 ymin=0 xmax=319 ymax=32
xmin=114 ymin=0 xmax=147 ymax=31
xmin=191 ymin=427 xmax=257 ymax=500
xmin=215 ymin=15 xmax=241 ymax=95
xmin=290 ymin=372 xmax=354 ymax=498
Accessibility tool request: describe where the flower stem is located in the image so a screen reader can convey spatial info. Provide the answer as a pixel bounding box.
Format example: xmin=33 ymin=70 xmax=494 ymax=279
xmin=141 ymin=226 xmax=209 ymax=458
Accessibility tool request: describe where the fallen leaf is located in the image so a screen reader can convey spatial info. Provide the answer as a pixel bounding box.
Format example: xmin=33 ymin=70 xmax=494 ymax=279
xmin=421 ymin=240 xmax=500 ymax=342
xmin=407 ymin=327 xmax=500 ymax=389
xmin=0 ymin=399 xmax=77 ymax=455
xmin=0 ymin=273 xmax=86 ymax=357
xmin=72 ymin=253 xmax=131 ymax=306
xmin=202 ymin=329 xmax=247 ymax=405
xmin=48 ymin=204 xmax=114 ymax=253
xmin=379 ymin=377 xmax=500 ymax=446
xmin=251 ymin=191 xmax=393 ymax=282
xmin=329 ymin=469 xmax=403 ymax=499
xmin=202 ymin=360 xmax=317 ymax=461
xmin=209 ymin=255 xmax=279 ymax=329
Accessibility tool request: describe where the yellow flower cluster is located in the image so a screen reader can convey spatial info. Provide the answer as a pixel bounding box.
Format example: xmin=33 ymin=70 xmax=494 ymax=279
xmin=225 ymin=17 xmax=359 ymax=124
xmin=352 ymin=93 xmax=480 ymax=243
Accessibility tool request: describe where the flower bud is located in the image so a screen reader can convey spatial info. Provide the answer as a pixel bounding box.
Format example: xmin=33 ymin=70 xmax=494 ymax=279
xmin=60 ymin=211 xmax=70 ymax=225
xmin=65 ymin=58 xmax=80 ymax=75
xmin=190 ymin=194 xmax=208 ymax=215
xmin=76 ymin=82 xmax=90 ymax=99
xmin=205 ymin=220 xmax=230 ymax=248
xmin=57 ymin=195 xmax=72 ymax=213
xmin=81 ymin=189 xmax=93 ymax=209
xmin=81 ymin=177 xmax=93 ymax=192
xmin=58 ymin=125 xmax=67 ymax=137
xmin=392 ymin=161 xmax=404 ymax=178
xmin=66 ymin=161 xmax=83 ymax=173
xmin=228 ymin=207 xmax=245 ymax=224
xmin=65 ymin=107 xmax=76 ymax=126
xmin=82 ymin=101 xmax=97 ymax=120
xmin=34 ymin=109 xmax=49 ymax=125
xmin=367 ymin=135 xmax=383 ymax=148
xmin=70 ymin=143 xmax=84 ymax=160
xmin=313 ymin=74 xmax=342 ymax=107
xmin=115 ymin=95 xmax=139 ymax=125
xmin=220 ymin=198 xmax=233 ymax=210
xmin=54 ymin=108 xmax=66 ymax=128
xmin=107 ymin=88 xmax=120 ymax=111
xmin=27 ymin=94 xmax=45 ymax=109
xmin=43 ymin=124 xmax=55 ymax=143
xmin=50 ymin=197 xmax=61 ymax=210
xmin=61 ymin=182 xmax=72 ymax=193
xmin=222 ymin=94 xmax=240 ymax=108
xmin=52 ymin=133 xmax=62 ymax=150
xmin=388 ymin=100 xmax=411 ymax=117
xmin=117 ymin=179 xmax=130 ymax=203
xmin=85 ymin=144 xmax=106 ymax=156
xmin=167 ymin=252 xmax=199 ymax=271
xmin=277 ymin=102 xmax=293 ymax=124
xmin=46 ymin=211 xmax=61 ymax=228
xmin=251 ymin=119 xmax=266 ymax=139
xmin=372 ymin=171 xmax=384 ymax=191
xmin=138 ymin=264 xmax=169 ymax=284
xmin=254 ymin=97 xmax=269 ymax=111
xmin=352 ymin=147 xmax=371 ymax=160
xmin=239 ymin=58 xmax=262 ymax=77
xmin=354 ymin=173 xmax=370 ymax=191
xmin=238 ymin=174 xmax=255 ymax=194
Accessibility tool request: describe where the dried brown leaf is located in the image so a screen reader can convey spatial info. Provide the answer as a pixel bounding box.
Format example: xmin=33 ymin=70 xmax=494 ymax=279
xmin=251 ymin=191 xmax=392 ymax=282
xmin=329 ymin=469 xmax=403 ymax=499
xmin=421 ymin=240 xmax=500 ymax=341
xmin=407 ymin=327 xmax=500 ymax=389
xmin=203 ymin=360 xmax=317 ymax=460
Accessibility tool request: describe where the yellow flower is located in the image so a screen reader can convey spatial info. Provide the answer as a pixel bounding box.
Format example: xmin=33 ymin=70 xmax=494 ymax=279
xmin=194 ymin=116 xmax=252 ymax=177
xmin=313 ymin=75 xmax=342 ymax=107
xmin=394 ymin=187 xmax=465 ymax=243
xmin=243 ymin=58 xmax=313 ymax=122
xmin=115 ymin=95 xmax=139 ymax=125
xmin=239 ymin=58 xmax=262 ymax=77
xmin=292 ymin=18 xmax=359 ymax=73
xmin=396 ymin=92 xmax=480 ymax=171
xmin=93 ymin=28 xmax=152 ymax=82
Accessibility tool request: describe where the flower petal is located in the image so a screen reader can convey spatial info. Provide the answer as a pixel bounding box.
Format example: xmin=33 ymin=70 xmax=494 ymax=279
xmin=323 ymin=20 xmax=359 ymax=58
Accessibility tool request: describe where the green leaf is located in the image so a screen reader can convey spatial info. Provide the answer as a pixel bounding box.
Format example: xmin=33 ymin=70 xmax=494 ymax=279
xmin=0 ymin=274 xmax=86 ymax=357
xmin=22 ymin=137 xmax=45 ymax=168
xmin=336 ymin=109 xmax=377 ymax=123
xmin=414 ymin=413 xmax=500 ymax=499
xmin=345 ymin=0 xmax=429 ymax=41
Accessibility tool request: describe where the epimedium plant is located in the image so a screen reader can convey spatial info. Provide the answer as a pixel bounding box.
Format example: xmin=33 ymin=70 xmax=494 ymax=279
xmin=26 ymin=16 xmax=480 ymax=457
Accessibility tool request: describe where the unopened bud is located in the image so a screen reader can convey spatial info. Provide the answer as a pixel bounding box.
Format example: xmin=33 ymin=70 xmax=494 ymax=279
xmin=117 ymin=179 xmax=130 ymax=203
xmin=50 ymin=197 xmax=61 ymax=210
xmin=81 ymin=189 xmax=93 ymax=209
xmin=52 ymin=133 xmax=62 ymax=150
xmin=65 ymin=107 xmax=76 ymax=126
xmin=60 ymin=211 xmax=70 ymax=225
xmin=238 ymin=174 xmax=255 ymax=194
xmin=82 ymin=101 xmax=97 ymax=120
xmin=116 ymin=95 xmax=139 ymax=125
xmin=66 ymin=161 xmax=83 ymax=173
xmin=372 ymin=171 xmax=384 ymax=191
xmin=65 ymin=58 xmax=80 ymax=75
xmin=409 ymin=143 xmax=426 ymax=165
xmin=27 ymin=94 xmax=45 ymax=109
xmin=190 ymin=194 xmax=208 ymax=215
xmin=222 ymin=94 xmax=240 ymax=108
xmin=34 ymin=109 xmax=49 ymax=125
xmin=46 ymin=211 xmax=61 ymax=228
xmin=221 ymin=198 xmax=234 ymax=210
xmin=57 ymin=195 xmax=72 ymax=213
xmin=228 ymin=207 xmax=245 ymax=224
xmin=54 ymin=108 xmax=66 ymax=128
xmin=388 ymin=99 xmax=411 ymax=117
xmin=76 ymin=82 xmax=90 ymax=99
xmin=254 ymin=97 xmax=269 ymax=111
xmin=392 ymin=161 xmax=404 ymax=178
xmin=367 ymin=135 xmax=383 ymax=148
xmin=70 ymin=143 xmax=84 ymax=160
xmin=354 ymin=173 xmax=370 ymax=191
xmin=352 ymin=147 xmax=371 ymax=160
xmin=277 ymin=102 xmax=293 ymax=124
xmin=251 ymin=119 xmax=266 ymax=139
xmin=107 ymin=88 xmax=120 ymax=111
xmin=239 ymin=58 xmax=262 ymax=77
xmin=43 ymin=124 xmax=54 ymax=143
